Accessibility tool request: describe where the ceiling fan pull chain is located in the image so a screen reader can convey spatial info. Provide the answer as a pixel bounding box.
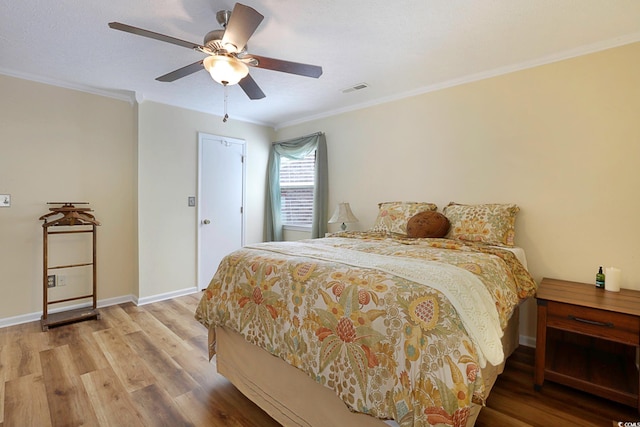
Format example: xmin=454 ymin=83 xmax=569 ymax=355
xmin=223 ymin=84 xmax=229 ymax=122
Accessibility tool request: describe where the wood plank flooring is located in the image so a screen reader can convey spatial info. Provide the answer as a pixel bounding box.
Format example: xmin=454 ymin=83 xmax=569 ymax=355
xmin=1 ymin=293 xmax=638 ymax=426
xmin=476 ymin=345 xmax=638 ymax=427
xmin=0 ymin=294 xmax=279 ymax=427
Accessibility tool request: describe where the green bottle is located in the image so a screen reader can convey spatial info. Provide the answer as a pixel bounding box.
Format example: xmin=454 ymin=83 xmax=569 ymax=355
xmin=595 ymin=266 xmax=605 ymax=289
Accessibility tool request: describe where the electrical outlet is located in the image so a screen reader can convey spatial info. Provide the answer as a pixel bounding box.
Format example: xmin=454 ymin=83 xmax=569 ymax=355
xmin=57 ymin=275 xmax=67 ymax=286
xmin=47 ymin=275 xmax=56 ymax=288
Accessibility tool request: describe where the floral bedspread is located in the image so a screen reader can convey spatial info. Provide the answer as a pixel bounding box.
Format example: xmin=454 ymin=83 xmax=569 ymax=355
xmin=195 ymin=232 xmax=536 ymax=427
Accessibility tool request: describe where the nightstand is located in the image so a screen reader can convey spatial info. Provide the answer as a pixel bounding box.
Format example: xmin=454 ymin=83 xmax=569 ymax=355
xmin=535 ymin=278 xmax=640 ymax=412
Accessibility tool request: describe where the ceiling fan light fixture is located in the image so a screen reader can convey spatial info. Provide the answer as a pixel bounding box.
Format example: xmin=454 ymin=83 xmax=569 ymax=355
xmin=203 ymin=55 xmax=248 ymax=85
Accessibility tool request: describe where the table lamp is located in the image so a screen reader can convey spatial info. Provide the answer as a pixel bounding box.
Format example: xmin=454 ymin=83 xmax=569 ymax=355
xmin=328 ymin=202 xmax=359 ymax=231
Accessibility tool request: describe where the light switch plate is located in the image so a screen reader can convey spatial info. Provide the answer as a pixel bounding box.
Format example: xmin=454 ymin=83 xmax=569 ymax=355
xmin=0 ymin=194 xmax=10 ymax=207
xmin=188 ymin=196 xmax=196 ymax=207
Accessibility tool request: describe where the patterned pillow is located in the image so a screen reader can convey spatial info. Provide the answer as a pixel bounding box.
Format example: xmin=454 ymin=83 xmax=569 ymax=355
xmin=371 ymin=201 xmax=438 ymax=235
xmin=443 ymin=203 xmax=519 ymax=246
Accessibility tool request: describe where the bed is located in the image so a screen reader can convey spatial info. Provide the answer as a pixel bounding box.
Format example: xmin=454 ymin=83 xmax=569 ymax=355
xmin=195 ymin=202 xmax=537 ymax=427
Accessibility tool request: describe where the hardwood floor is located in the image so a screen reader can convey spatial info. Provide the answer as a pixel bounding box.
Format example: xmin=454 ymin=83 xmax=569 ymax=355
xmin=0 ymin=294 xmax=279 ymax=427
xmin=1 ymin=293 xmax=638 ymax=426
xmin=476 ymin=345 xmax=638 ymax=427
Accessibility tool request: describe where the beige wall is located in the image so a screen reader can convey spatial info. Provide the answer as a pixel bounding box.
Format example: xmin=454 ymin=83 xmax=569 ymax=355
xmin=137 ymin=101 xmax=273 ymax=300
xmin=0 ymin=76 xmax=274 ymax=323
xmin=276 ymin=42 xmax=640 ymax=342
xmin=0 ymin=75 xmax=137 ymax=321
xmin=2 ymin=42 xmax=638 ymax=344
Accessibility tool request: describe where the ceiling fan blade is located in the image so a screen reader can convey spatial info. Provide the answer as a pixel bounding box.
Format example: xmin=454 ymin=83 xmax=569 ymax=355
xmin=108 ymin=22 xmax=203 ymax=50
xmin=221 ymin=3 xmax=264 ymax=52
xmin=239 ymin=74 xmax=266 ymax=100
xmin=247 ymin=54 xmax=323 ymax=78
xmin=156 ymin=60 xmax=204 ymax=82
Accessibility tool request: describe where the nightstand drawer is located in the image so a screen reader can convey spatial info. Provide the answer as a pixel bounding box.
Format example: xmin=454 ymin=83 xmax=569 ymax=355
xmin=546 ymin=301 xmax=640 ymax=345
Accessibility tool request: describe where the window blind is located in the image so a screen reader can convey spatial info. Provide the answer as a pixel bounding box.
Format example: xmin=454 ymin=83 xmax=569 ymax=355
xmin=280 ymin=152 xmax=315 ymax=227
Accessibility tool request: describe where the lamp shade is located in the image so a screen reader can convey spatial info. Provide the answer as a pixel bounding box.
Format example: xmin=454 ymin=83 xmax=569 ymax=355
xmin=328 ymin=202 xmax=359 ymax=230
xmin=203 ymin=55 xmax=249 ymax=85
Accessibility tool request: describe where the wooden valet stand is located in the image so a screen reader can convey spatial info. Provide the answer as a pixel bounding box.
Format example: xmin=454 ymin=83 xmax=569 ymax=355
xmin=40 ymin=202 xmax=101 ymax=331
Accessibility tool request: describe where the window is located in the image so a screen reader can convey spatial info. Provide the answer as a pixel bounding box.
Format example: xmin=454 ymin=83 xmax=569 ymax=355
xmin=280 ymin=151 xmax=315 ymax=227
xmin=267 ymin=133 xmax=327 ymax=241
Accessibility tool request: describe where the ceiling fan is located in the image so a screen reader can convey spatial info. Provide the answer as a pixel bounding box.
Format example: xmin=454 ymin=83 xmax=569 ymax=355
xmin=108 ymin=2 xmax=323 ymax=101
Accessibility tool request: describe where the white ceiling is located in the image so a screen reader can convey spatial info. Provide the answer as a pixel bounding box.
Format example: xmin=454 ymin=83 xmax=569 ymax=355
xmin=1 ymin=1 xmax=639 ymax=128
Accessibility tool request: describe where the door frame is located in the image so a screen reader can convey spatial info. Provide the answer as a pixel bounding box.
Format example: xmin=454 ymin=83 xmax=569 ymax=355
xmin=197 ymin=132 xmax=246 ymax=290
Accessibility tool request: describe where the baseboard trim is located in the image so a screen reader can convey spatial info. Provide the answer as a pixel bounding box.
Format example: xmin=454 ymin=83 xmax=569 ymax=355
xmin=135 ymin=287 xmax=199 ymax=306
xmin=0 ymin=287 xmax=199 ymax=329
xmin=519 ymin=334 xmax=536 ymax=348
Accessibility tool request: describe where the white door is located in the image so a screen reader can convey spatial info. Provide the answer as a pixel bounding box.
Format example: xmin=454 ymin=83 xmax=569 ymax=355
xmin=198 ymin=133 xmax=245 ymax=290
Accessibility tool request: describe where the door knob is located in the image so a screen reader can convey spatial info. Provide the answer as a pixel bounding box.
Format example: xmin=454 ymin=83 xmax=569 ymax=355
xmin=203 ymin=219 xmax=211 ymax=225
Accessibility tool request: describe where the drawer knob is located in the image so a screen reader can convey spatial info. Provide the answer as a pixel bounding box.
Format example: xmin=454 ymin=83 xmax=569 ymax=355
xmin=568 ymin=314 xmax=613 ymax=328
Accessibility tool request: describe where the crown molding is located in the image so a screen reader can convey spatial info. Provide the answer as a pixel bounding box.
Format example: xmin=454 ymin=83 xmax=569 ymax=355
xmin=0 ymin=66 xmax=136 ymax=105
xmin=275 ymin=33 xmax=640 ymax=130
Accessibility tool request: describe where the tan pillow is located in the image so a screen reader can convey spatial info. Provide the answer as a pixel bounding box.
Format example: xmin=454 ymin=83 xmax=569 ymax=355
xmin=407 ymin=211 xmax=450 ymax=238
xmin=443 ymin=202 xmax=519 ymax=246
xmin=370 ymin=201 xmax=438 ymax=235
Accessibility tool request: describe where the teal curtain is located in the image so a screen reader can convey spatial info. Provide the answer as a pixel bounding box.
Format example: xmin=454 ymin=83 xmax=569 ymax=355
xmin=266 ymin=132 xmax=328 ymax=241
